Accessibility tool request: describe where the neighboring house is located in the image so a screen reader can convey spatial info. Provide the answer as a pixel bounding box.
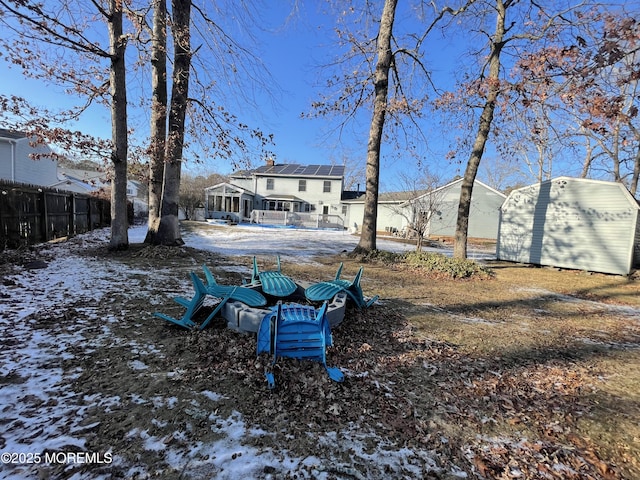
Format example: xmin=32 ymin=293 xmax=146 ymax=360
xmin=53 ymin=167 xmax=148 ymax=216
xmin=341 ymin=191 xmax=414 ymax=234
xmin=0 ymin=129 xmax=58 ymax=186
xmin=205 ymin=159 xmax=345 ymax=225
xmin=497 ymin=177 xmax=640 ymax=275
xmin=52 ymin=167 xmax=109 ymax=193
xmin=342 ymin=178 xmax=506 ymax=239
xmin=405 ymin=179 xmax=507 ymax=239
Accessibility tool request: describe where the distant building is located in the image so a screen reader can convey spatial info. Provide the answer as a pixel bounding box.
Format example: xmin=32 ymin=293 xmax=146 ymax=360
xmin=497 ymin=177 xmax=640 ymax=275
xmin=342 ymin=178 xmax=506 ymax=240
xmin=341 ymin=191 xmax=414 ymax=234
xmin=0 ymin=129 xmax=58 ymax=187
xmin=205 ymin=159 xmax=345 ymax=226
xmin=52 ymin=167 xmax=147 ymax=216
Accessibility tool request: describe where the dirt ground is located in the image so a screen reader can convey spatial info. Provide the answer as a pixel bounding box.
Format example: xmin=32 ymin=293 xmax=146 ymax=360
xmin=1 ymin=228 xmax=639 ymax=479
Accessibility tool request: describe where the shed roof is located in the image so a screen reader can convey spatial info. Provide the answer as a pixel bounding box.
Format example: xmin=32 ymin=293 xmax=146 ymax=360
xmin=502 ymin=176 xmax=640 ymax=210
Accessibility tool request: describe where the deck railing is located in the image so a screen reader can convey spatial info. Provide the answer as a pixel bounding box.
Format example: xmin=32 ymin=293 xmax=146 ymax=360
xmin=249 ymin=210 xmax=344 ymax=230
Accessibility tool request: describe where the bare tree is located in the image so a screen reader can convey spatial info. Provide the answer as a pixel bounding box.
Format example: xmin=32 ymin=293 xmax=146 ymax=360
xmin=444 ymin=0 xmax=595 ymax=258
xmin=140 ymin=0 xmax=276 ymax=245
xmin=179 ymin=172 xmax=225 ymax=220
xmin=145 ymin=0 xmax=168 ymax=243
xmin=353 ymin=0 xmax=399 ymax=253
xmin=147 ymin=0 xmax=191 ymax=245
xmin=0 ymin=0 xmax=131 ymax=249
xmin=387 ymin=168 xmax=443 ymax=251
xmin=1 ymin=1 xmax=277 ymax=249
xmin=108 ymin=0 xmax=130 ymax=250
xmin=504 ymin=7 xmax=640 ymax=194
xmin=309 ymin=1 xmax=472 ymax=254
xmin=451 ymin=0 xmax=511 ymax=259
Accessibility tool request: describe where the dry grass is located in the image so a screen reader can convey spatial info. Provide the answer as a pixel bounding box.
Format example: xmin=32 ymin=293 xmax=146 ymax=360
xmin=286 ymin=253 xmax=640 ymax=478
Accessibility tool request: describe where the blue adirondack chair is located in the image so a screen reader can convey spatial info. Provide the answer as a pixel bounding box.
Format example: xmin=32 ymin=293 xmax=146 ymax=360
xmin=201 ymin=264 xmax=267 ymax=307
xmin=250 ymin=256 xmax=297 ymax=298
xmin=305 ymin=263 xmax=378 ymax=308
xmin=154 ymin=272 xmax=233 ymax=330
xmin=257 ymin=301 xmax=344 ymax=389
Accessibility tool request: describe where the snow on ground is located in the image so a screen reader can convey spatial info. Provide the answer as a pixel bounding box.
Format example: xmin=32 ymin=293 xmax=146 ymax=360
xmin=0 ymin=224 xmax=472 ymax=479
xmin=162 ymin=222 xmax=495 ymax=262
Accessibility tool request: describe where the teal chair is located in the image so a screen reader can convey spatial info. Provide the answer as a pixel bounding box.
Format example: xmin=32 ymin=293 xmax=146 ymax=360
xmin=257 ymin=301 xmax=344 ymax=389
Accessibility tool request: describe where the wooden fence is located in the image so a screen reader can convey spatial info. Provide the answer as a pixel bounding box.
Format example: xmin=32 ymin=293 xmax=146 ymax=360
xmin=0 ymin=180 xmax=111 ymax=250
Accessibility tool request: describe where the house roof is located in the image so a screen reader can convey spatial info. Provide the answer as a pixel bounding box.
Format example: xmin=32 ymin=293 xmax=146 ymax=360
xmin=58 ymin=167 xmax=107 ymax=183
xmin=505 ymin=176 xmax=640 ymax=208
xmin=407 ymin=178 xmax=506 ymax=206
xmin=205 ymin=182 xmax=254 ymax=195
xmin=341 ymin=190 xmax=424 ymax=204
xmin=232 ymin=163 xmax=345 ymax=178
xmin=0 ymin=129 xmax=27 ymax=140
xmin=262 ymin=194 xmax=305 ymax=202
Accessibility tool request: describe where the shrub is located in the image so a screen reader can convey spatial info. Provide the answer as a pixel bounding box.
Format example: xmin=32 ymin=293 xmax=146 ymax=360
xmin=402 ymin=251 xmax=493 ymax=279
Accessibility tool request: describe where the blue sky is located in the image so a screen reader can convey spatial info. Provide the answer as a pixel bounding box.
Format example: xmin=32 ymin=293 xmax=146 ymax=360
xmin=0 ymin=2 xmax=523 ymax=192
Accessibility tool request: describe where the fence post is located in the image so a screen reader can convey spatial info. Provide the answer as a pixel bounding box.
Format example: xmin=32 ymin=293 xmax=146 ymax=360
xmin=88 ymin=197 xmax=93 ymax=231
xmin=69 ymin=193 xmax=76 ymax=237
xmin=41 ymin=190 xmax=49 ymax=242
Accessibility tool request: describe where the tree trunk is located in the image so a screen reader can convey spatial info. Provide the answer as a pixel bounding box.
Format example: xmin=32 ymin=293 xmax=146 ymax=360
xmin=144 ymin=0 xmax=168 ymax=244
xmin=630 ymin=145 xmax=640 ymax=196
xmin=580 ymin=134 xmax=594 ymax=178
xmin=154 ymin=0 xmax=191 ymax=245
xmin=453 ymin=0 xmax=507 ymax=259
xmin=353 ymin=0 xmax=398 ymax=255
xmin=108 ymin=0 xmax=129 ymax=250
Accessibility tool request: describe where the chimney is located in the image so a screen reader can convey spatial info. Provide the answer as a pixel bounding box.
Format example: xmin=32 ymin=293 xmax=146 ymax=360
xmin=266 ymin=157 xmax=275 ymax=167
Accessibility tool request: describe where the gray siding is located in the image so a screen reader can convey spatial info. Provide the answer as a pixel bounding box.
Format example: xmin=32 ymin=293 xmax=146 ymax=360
xmin=0 ymin=142 xmax=12 ymax=180
xmin=422 ymin=180 xmax=505 ymax=239
xmin=0 ymin=137 xmax=58 ymax=186
xmin=498 ymin=177 xmax=640 ymax=275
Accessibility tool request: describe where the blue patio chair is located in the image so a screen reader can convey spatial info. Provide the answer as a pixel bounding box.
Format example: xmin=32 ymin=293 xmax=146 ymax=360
xmin=154 ymin=272 xmax=209 ymax=329
xmin=201 ymin=264 xmax=267 ymax=307
xmin=304 ymin=263 xmax=378 ymax=308
xmin=250 ymin=256 xmax=297 ymax=298
xmin=154 ymin=272 xmax=235 ymax=330
xmin=257 ymin=301 xmax=344 ymax=389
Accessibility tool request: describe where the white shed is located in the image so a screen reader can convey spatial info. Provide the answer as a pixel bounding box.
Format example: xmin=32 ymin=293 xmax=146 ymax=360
xmin=497 ymin=177 xmax=640 ymax=275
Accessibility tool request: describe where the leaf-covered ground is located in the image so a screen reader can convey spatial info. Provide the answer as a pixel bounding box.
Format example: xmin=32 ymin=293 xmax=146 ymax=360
xmin=1 ymin=225 xmax=639 ymax=479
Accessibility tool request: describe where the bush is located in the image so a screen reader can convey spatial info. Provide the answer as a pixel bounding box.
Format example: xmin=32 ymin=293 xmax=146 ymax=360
xmin=402 ymin=251 xmax=493 ymax=279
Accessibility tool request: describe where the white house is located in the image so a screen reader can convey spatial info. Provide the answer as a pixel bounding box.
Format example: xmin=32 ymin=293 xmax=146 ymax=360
xmin=341 ymin=191 xmax=414 ymax=234
xmin=52 ymin=167 xmax=148 ymax=216
xmin=0 ymin=129 xmax=58 ymax=187
xmin=205 ymin=160 xmax=345 ymax=227
xmin=497 ymin=177 xmax=640 ymax=275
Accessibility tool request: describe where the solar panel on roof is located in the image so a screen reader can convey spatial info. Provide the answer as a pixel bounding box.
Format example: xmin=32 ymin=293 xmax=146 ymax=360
xmin=251 ymin=163 xmax=345 ymax=177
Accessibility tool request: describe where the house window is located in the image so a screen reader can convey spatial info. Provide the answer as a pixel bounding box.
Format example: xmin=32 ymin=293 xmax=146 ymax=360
xmin=266 ymin=178 xmax=274 ymax=190
xmin=342 ymin=205 xmax=348 ymax=216
xmin=298 ymin=179 xmax=306 ymax=192
xmin=323 ymin=180 xmax=331 ymax=193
